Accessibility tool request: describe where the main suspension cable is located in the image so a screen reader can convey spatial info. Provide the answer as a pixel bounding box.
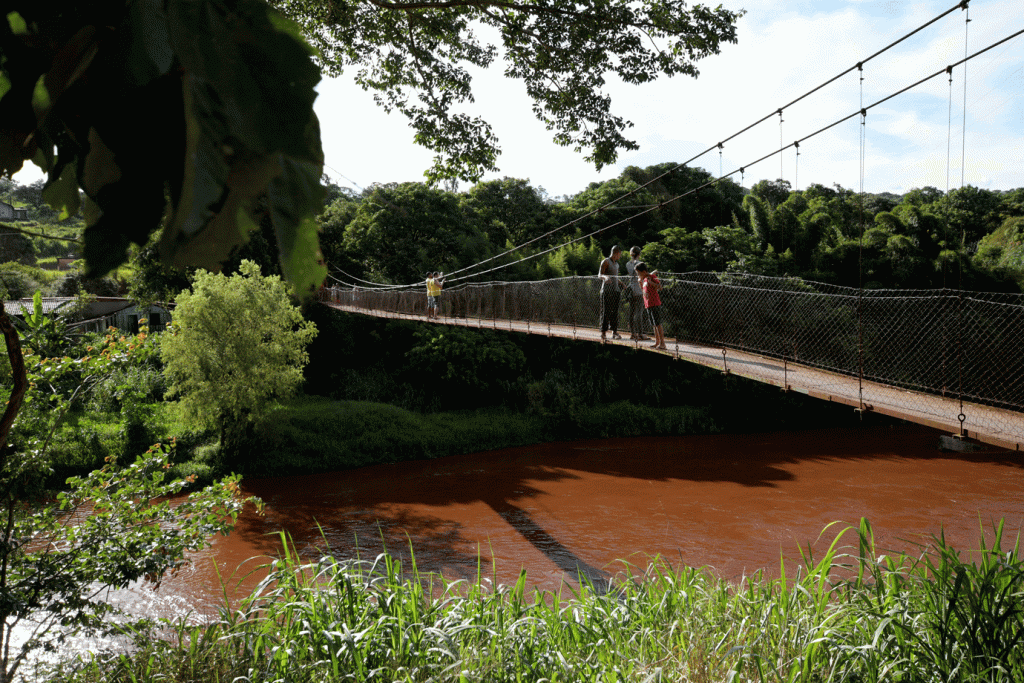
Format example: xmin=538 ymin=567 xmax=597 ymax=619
xmin=424 ymin=1 xmax=985 ymax=285
xmin=341 ymin=3 xmax=1012 ymax=289
xmin=441 ymin=24 xmax=1023 ymax=285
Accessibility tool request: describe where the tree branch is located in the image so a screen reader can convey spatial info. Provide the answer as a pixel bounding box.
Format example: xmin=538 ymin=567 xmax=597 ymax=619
xmin=0 ymin=222 xmax=81 ymax=244
xmin=360 ymin=0 xmax=587 ymax=20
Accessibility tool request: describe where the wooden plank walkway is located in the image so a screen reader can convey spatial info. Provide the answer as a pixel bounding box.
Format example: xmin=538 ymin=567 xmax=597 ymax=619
xmin=325 ymin=302 xmax=1024 ymax=452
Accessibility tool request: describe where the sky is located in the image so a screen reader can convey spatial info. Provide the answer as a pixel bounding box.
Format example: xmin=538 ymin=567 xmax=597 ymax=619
xmin=12 ymin=0 xmax=1023 ymax=199
xmin=310 ymin=0 xmax=1024 ymax=199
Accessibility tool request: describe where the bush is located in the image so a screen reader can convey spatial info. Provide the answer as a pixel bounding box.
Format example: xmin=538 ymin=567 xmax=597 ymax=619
xmin=52 ymin=270 xmax=122 ymax=297
xmin=161 ymin=260 xmax=317 ymax=460
xmin=90 ymin=366 xmax=167 ymax=413
xmin=45 ymin=420 xmax=113 ymax=481
xmin=247 ymin=398 xmax=546 ymax=476
xmin=403 ymin=326 xmax=527 ymax=410
xmin=0 ymin=262 xmax=46 ymax=299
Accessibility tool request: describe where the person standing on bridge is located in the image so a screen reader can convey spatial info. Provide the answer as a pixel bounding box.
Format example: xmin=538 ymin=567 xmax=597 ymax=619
xmin=625 ymin=246 xmax=648 ymax=341
xmin=598 ymin=245 xmax=623 ymax=341
xmin=635 ymin=262 xmax=666 ymax=350
xmin=426 ymin=271 xmax=444 ymax=320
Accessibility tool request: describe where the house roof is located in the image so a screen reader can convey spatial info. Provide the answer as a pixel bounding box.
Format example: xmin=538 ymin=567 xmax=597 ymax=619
xmin=2 ymin=297 xmax=77 ymax=316
xmin=3 ymin=297 xmax=175 ymax=318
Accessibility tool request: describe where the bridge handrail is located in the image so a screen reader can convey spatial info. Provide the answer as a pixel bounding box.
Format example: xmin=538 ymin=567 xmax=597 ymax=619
xmin=321 ymin=272 xmax=1024 ymax=421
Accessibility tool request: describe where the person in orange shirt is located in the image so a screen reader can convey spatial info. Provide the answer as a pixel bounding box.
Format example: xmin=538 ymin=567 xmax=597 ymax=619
xmin=634 ymin=262 xmax=666 ymax=350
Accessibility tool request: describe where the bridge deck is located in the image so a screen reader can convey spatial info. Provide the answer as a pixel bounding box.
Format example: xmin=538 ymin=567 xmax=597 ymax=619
xmin=326 ymin=302 xmax=1024 ymax=452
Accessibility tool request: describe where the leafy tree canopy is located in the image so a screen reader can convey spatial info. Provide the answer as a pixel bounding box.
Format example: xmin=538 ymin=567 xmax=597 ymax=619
xmin=274 ymin=0 xmax=743 ymax=184
xmin=160 ymin=260 xmax=318 ymax=457
xmin=749 ymin=178 xmax=792 ymax=210
xmin=0 ymin=1 xmax=326 ymax=293
xmin=462 ymin=177 xmax=554 ymax=248
xmin=343 ymin=182 xmax=477 ymax=282
xmin=1 ymin=0 xmax=742 ymax=291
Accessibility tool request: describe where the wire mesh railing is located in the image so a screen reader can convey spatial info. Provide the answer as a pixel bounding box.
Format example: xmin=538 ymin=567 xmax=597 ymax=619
xmin=321 ymin=272 xmax=1024 ymax=445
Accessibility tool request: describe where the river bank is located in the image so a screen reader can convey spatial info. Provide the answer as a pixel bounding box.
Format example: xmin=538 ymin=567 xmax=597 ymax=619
xmin=50 ymin=424 xmax=1024 ymax=682
xmin=122 ymin=423 xmax=1024 ymax=618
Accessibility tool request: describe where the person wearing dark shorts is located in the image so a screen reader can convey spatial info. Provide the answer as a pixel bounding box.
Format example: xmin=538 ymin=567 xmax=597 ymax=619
xmin=598 ymin=245 xmax=623 ymax=341
xmin=635 ymin=262 xmax=666 ymax=350
xmin=625 ymin=246 xmax=648 ymax=340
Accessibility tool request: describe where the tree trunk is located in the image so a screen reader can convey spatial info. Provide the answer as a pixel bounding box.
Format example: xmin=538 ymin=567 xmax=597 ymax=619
xmin=0 ymin=300 xmax=27 ymax=459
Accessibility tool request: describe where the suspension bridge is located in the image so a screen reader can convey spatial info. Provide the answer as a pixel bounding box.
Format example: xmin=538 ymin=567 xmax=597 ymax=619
xmin=320 ymin=4 xmax=1023 ymax=450
xmin=320 ymin=273 xmax=1024 ymax=452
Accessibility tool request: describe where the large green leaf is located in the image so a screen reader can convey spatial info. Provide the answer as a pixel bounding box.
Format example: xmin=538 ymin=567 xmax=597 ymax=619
xmin=267 ymin=153 xmax=326 ymax=295
xmin=121 ymin=0 xmax=174 ymax=86
xmin=159 ymin=0 xmax=323 ymax=277
xmin=41 ymin=157 xmax=79 ymax=220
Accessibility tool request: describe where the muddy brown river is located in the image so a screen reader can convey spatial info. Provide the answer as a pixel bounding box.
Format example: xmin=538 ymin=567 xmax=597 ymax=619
xmin=143 ymin=423 xmax=1024 ymax=618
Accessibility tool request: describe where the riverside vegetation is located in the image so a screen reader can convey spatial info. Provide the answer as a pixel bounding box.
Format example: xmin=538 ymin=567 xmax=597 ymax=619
xmin=49 ymin=520 xmax=1024 ymax=682
xmin=11 ymin=288 xmax=1022 ymax=681
xmin=4 ymin=262 xmax=1021 ymax=680
xmin=3 ymin=2 xmax=1022 ymax=678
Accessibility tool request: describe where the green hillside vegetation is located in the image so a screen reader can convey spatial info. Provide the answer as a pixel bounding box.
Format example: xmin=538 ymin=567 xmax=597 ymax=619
xmin=316 ymin=171 xmax=1024 ymax=294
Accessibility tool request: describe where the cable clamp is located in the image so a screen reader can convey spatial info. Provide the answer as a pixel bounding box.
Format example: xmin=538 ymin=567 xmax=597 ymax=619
xmin=860 ymin=108 xmax=867 ymax=118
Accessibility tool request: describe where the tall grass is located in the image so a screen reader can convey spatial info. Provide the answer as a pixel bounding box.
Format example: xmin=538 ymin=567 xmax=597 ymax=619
xmin=51 ymin=520 xmax=1024 ymax=682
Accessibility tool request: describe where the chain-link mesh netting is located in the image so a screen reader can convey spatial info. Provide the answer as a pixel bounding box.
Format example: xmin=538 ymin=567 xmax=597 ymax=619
xmin=322 ymin=273 xmax=1024 ymax=447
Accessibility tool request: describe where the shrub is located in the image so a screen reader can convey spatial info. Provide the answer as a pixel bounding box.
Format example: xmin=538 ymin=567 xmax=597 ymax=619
xmin=0 ymin=261 xmax=45 ymax=299
xmin=52 ymin=270 xmax=122 ymax=297
xmin=160 ymin=260 xmax=317 ymax=461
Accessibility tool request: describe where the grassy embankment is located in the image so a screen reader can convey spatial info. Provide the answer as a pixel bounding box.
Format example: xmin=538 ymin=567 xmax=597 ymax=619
xmin=50 ymin=519 xmax=1024 ymax=682
xmin=45 ymin=393 xmax=718 ymax=484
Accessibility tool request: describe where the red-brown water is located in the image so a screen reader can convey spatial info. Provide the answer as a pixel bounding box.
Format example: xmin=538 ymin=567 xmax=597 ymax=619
xmin=151 ymin=423 xmax=1024 ymax=616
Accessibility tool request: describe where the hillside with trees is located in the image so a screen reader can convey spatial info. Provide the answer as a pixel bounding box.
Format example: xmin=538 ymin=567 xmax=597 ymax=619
xmin=315 ymin=169 xmax=1024 ymax=294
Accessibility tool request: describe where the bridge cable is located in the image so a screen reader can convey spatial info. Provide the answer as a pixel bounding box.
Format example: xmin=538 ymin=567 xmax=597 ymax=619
xmin=778 ymin=110 xmax=785 ymax=181
xmin=335 ymin=8 xmax=1018 ymax=291
xmin=940 ymin=63 xmax=955 ymax=411
xmin=794 ymin=141 xmax=799 ymax=192
xmin=779 ymin=109 xmax=785 ymax=251
xmin=857 ymin=63 xmax=867 ymax=414
xmin=335 ymin=0 xmax=991 ymax=290
xmin=328 ymin=269 xmax=407 ymax=290
xmin=435 ymin=25 xmax=1023 ymax=285
xmin=425 ymin=1 xmax=983 ymax=285
xmin=957 ymin=2 xmax=971 ymax=437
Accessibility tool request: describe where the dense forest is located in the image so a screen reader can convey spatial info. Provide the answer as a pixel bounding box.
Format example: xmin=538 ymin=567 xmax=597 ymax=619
xmin=315 ymin=164 xmax=1024 ymax=294
xmin=5 ymin=163 xmax=1023 ymax=303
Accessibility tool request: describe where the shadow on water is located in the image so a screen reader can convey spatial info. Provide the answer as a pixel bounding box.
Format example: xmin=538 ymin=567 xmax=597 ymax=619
xmin=485 ymin=498 xmax=612 ymax=590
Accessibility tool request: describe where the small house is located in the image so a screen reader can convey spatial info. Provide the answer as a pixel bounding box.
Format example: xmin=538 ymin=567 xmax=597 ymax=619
xmin=3 ymin=297 xmax=174 ymax=334
xmin=0 ymin=201 xmax=29 ymax=221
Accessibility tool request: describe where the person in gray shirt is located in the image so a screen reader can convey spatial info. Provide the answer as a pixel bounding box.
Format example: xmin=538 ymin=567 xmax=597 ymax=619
xmin=624 ymin=246 xmax=648 ymax=341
